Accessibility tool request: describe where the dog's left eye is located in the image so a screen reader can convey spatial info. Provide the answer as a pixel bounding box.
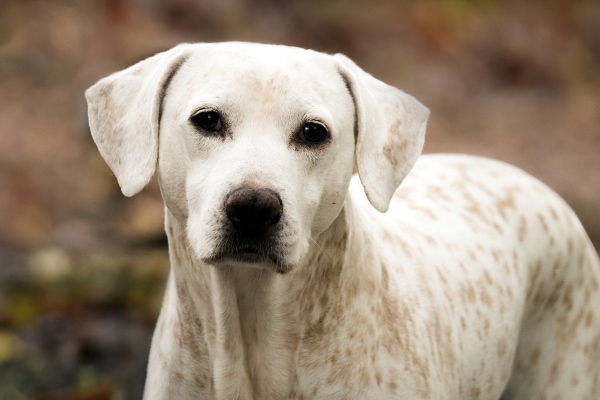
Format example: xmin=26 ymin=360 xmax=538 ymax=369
xmin=191 ymin=111 xmax=222 ymax=133
xmin=298 ymin=122 xmax=329 ymax=144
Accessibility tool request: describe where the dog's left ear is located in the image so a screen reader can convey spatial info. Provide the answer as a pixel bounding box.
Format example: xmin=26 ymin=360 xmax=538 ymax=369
xmin=85 ymin=44 xmax=192 ymax=197
xmin=335 ymin=54 xmax=429 ymax=212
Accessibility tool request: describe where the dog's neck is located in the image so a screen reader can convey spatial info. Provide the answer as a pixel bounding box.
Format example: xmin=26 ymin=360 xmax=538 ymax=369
xmin=159 ymin=195 xmax=372 ymax=399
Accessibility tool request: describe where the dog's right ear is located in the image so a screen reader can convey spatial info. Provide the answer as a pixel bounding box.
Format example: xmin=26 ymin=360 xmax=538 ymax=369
xmin=85 ymin=44 xmax=192 ymax=197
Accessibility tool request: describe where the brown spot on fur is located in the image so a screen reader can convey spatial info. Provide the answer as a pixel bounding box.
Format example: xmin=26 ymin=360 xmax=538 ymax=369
xmin=413 ymin=206 xmax=439 ymax=220
xmin=483 ymin=269 xmax=493 ymax=286
xmin=538 ymin=213 xmax=550 ymax=233
xmin=530 ymin=260 xmax=542 ymax=286
xmin=495 ymin=190 xmax=516 ymax=221
xmin=382 ymin=144 xmax=398 ymax=167
xmin=480 ymin=289 xmax=492 ymax=307
xmin=381 ymin=262 xmax=390 ymax=291
xmin=375 ymin=370 xmax=382 ymax=386
xmin=490 ymin=249 xmax=502 ymax=262
xmin=567 ymin=237 xmax=574 ymax=256
xmin=571 ymin=376 xmax=579 ymax=387
xmin=462 ymin=284 xmax=477 ymax=304
xmin=549 ymin=206 xmax=559 ymax=221
xmin=530 ymin=347 xmax=541 ymax=366
xmin=518 ymin=216 xmax=528 ymax=243
xmin=497 ymin=338 xmax=507 ymax=358
xmin=387 ymin=379 xmax=397 ymax=391
xmin=550 ymin=361 xmax=561 ymax=381
xmin=381 ymin=119 xmax=404 ymax=168
xmin=467 ymin=249 xmax=477 ymax=261
xmin=585 ymin=312 xmax=595 ymax=328
xmin=436 ymin=267 xmax=448 ymax=286
xmin=425 ymin=235 xmax=438 ymax=247
xmin=173 ymin=371 xmax=184 ymax=383
xmin=491 ymin=221 xmax=503 ymax=234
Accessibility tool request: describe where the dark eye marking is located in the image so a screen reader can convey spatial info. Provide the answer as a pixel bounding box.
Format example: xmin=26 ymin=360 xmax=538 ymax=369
xmin=297 ymin=122 xmax=329 ymax=145
xmin=190 ymin=110 xmax=223 ymax=135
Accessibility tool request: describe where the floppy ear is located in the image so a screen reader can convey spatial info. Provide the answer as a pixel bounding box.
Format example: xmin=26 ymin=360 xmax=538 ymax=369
xmin=85 ymin=44 xmax=192 ymax=196
xmin=335 ymin=54 xmax=429 ymax=212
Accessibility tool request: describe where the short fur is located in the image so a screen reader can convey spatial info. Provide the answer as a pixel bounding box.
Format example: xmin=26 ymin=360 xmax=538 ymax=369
xmin=86 ymin=42 xmax=600 ymax=399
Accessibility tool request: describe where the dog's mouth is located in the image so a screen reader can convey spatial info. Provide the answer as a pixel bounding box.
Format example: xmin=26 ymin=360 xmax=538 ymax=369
xmin=197 ymin=215 xmax=296 ymax=274
xmin=203 ymin=245 xmax=289 ymax=274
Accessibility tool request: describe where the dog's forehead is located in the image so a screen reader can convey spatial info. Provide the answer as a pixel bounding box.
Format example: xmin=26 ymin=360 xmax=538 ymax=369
xmin=163 ymin=43 xmax=352 ymax=125
xmin=179 ymin=43 xmax=341 ymax=96
xmin=189 ymin=42 xmax=328 ymax=72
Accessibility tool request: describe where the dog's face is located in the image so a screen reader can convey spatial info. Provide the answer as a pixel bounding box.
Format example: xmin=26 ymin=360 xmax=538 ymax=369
xmin=159 ymin=45 xmax=355 ymax=272
xmin=86 ymin=42 xmax=429 ymax=273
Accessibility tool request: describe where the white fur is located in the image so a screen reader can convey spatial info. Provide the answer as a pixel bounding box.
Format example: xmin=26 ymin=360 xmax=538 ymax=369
xmin=86 ymin=42 xmax=600 ymax=399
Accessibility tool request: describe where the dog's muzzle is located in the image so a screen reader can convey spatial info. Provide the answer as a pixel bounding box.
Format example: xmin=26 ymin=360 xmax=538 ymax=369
xmin=206 ymin=185 xmax=288 ymax=272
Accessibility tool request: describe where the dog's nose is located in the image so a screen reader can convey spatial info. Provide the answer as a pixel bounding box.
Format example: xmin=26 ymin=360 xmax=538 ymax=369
xmin=225 ymin=187 xmax=283 ymax=233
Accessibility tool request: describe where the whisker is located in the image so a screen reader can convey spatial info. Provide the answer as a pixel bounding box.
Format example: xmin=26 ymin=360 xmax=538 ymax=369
xmin=310 ymin=237 xmax=324 ymax=255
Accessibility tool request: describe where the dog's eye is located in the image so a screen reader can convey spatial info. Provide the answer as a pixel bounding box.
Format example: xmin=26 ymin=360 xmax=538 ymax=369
xmin=298 ymin=122 xmax=329 ymax=144
xmin=191 ymin=111 xmax=222 ymax=133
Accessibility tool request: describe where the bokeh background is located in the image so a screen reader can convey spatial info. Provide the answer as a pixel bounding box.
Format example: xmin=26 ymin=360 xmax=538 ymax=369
xmin=1 ymin=0 xmax=599 ymax=399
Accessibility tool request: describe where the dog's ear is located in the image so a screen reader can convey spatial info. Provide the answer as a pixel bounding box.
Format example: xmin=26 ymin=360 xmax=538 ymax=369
xmin=85 ymin=44 xmax=192 ymax=197
xmin=335 ymin=54 xmax=429 ymax=212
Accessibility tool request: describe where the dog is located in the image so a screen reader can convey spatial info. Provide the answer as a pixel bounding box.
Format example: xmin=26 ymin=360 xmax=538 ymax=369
xmin=86 ymin=42 xmax=600 ymax=399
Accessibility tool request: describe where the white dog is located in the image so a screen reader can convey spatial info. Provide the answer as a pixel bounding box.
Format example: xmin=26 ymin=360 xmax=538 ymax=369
xmin=86 ymin=42 xmax=600 ymax=399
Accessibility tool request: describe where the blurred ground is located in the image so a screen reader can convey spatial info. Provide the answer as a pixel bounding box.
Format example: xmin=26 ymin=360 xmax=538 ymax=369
xmin=0 ymin=0 xmax=599 ymax=399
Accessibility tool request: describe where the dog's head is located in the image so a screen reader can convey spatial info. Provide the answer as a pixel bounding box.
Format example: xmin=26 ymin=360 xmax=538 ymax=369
xmin=86 ymin=42 xmax=428 ymax=273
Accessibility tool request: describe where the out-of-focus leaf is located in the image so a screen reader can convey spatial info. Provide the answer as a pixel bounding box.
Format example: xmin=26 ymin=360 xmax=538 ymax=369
xmin=0 ymin=331 xmax=19 ymax=363
xmin=9 ymin=292 xmax=40 ymax=327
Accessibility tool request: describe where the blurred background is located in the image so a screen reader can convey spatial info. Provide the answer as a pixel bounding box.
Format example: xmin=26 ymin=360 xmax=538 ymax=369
xmin=0 ymin=0 xmax=599 ymax=399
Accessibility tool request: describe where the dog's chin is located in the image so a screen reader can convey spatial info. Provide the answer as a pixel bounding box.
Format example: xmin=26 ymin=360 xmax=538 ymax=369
xmin=202 ymin=249 xmax=291 ymax=274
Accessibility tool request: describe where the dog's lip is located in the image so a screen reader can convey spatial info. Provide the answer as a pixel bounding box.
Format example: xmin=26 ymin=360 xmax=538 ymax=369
xmin=203 ymin=248 xmax=289 ymax=274
xmin=227 ymin=248 xmax=267 ymax=262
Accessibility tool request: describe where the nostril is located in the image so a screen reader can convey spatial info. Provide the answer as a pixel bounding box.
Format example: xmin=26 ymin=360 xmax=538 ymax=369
xmin=225 ymin=187 xmax=283 ymax=232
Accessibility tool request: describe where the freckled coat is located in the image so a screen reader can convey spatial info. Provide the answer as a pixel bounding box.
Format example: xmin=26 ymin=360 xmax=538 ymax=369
xmin=85 ymin=42 xmax=600 ymax=400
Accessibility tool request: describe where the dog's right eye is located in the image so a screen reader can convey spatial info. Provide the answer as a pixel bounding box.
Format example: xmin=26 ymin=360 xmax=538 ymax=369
xmin=191 ymin=111 xmax=222 ymax=133
xmin=297 ymin=122 xmax=329 ymax=145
